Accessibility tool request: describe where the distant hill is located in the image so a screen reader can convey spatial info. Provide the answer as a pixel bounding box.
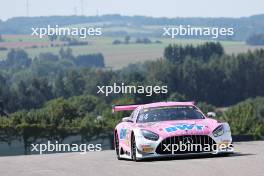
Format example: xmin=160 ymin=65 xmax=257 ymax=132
xmin=0 ymin=14 xmax=264 ymax=41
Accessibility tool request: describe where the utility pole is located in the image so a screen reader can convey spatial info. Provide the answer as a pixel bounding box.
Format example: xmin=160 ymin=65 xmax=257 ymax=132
xmin=74 ymin=6 xmax=77 ymax=16
xmin=80 ymin=0 xmax=84 ymax=16
xmin=26 ymin=0 xmax=29 ymax=16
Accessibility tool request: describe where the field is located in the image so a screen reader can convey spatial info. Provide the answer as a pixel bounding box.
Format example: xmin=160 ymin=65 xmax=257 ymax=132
xmin=1 ymin=35 xmax=264 ymax=69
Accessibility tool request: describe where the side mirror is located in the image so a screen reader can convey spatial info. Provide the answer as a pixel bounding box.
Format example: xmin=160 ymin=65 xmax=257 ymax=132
xmin=122 ymin=117 xmax=133 ymax=123
xmin=207 ymin=112 xmax=216 ymax=118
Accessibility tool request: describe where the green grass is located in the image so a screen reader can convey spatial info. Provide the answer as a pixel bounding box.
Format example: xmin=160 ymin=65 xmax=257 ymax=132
xmin=0 ymin=35 xmax=263 ymax=69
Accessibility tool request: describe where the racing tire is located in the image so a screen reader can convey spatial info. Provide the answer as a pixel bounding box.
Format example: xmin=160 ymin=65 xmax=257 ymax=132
xmin=115 ymin=132 xmax=121 ymax=160
xmin=131 ymin=135 xmax=139 ymax=162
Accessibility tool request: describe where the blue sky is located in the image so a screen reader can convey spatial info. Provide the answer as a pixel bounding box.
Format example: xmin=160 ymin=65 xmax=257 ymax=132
xmin=1 ymin=0 xmax=264 ymax=20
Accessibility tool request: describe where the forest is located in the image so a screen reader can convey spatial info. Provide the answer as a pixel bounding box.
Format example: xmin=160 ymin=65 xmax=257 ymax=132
xmin=0 ymin=42 xmax=264 ymax=153
xmin=1 ymin=14 xmax=264 ymax=40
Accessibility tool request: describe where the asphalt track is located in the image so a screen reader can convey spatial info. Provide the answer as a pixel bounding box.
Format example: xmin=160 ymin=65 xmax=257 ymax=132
xmin=0 ymin=141 xmax=263 ymax=176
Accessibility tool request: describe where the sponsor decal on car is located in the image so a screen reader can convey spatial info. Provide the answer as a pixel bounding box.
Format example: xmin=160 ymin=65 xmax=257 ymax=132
xmin=120 ymin=129 xmax=131 ymax=146
xmin=120 ymin=129 xmax=127 ymax=140
xmin=165 ymin=124 xmax=204 ymax=132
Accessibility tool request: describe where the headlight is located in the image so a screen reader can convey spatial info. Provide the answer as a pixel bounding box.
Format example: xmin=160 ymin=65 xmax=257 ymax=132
xmin=213 ymin=125 xmax=224 ymax=137
xmin=141 ymin=129 xmax=159 ymax=141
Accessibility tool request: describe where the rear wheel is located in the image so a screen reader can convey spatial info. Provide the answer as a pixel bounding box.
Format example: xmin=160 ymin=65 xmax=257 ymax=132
xmin=115 ymin=132 xmax=121 ymax=160
xmin=131 ymin=135 xmax=139 ymax=161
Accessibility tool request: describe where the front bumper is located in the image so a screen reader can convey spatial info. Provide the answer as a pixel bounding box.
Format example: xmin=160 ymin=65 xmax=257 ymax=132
xmin=135 ymin=133 xmax=233 ymax=159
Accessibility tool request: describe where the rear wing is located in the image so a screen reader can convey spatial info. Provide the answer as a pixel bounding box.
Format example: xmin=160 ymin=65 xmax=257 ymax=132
xmin=112 ymin=104 xmax=141 ymax=113
xmin=112 ymin=101 xmax=196 ymax=113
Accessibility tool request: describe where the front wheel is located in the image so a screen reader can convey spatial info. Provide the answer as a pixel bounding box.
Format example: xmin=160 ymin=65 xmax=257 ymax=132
xmin=131 ymin=135 xmax=139 ymax=161
xmin=115 ymin=132 xmax=121 ymax=160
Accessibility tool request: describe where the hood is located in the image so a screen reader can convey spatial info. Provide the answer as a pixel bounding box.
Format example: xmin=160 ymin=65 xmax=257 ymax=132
xmin=136 ymin=118 xmax=219 ymax=138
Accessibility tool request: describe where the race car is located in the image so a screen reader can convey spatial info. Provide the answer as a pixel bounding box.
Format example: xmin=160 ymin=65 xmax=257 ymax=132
xmin=113 ymin=101 xmax=233 ymax=161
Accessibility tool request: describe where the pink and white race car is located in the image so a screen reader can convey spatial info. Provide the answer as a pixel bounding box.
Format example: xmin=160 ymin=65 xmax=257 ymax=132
xmin=113 ymin=102 xmax=233 ymax=161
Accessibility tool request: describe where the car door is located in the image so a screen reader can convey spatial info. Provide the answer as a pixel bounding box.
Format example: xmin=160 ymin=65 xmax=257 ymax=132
xmin=121 ymin=108 xmax=139 ymax=149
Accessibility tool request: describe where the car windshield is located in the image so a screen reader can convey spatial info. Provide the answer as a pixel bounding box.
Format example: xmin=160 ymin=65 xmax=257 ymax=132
xmin=137 ymin=106 xmax=204 ymax=123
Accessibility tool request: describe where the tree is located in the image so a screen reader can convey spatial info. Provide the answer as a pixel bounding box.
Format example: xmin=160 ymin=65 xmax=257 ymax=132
xmin=54 ymin=74 xmax=67 ymax=97
xmin=167 ymin=92 xmax=186 ymax=102
xmin=246 ymin=33 xmax=264 ymax=45
xmin=75 ymin=53 xmax=105 ymax=68
xmin=164 ymin=42 xmax=224 ymax=64
xmin=38 ymin=52 xmax=59 ymax=61
xmin=64 ymin=71 xmax=85 ymax=97
xmin=221 ymin=97 xmax=264 ymax=139
xmin=59 ymin=47 xmax=74 ymax=60
xmin=164 ymin=44 xmax=184 ymax=64
xmin=112 ymin=39 xmax=122 ymax=45
xmin=135 ymin=38 xmax=152 ymax=44
xmin=48 ymin=34 xmax=58 ymax=42
xmin=0 ymin=34 xmax=3 ymax=42
xmin=124 ymin=36 xmax=131 ymax=44
xmin=5 ymin=49 xmax=31 ymax=68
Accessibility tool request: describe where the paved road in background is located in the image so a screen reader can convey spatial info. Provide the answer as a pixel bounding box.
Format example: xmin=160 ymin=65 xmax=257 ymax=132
xmin=0 ymin=141 xmax=263 ymax=176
